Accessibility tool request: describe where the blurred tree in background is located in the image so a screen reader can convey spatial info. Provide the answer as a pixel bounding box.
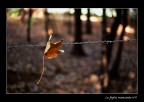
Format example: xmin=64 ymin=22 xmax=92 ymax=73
xmin=71 ymin=9 xmax=86 ymax=56
xmin=86 ymin=8 xmax=91 ymax=34
xmin=27 ymin=8 xmax=32 ymax=43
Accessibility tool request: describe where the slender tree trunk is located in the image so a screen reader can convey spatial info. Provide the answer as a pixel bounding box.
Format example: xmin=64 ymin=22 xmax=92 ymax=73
xmin=27 ymin=8 xmax=32 ymax=43
xmin=101 ymin=9 xmax=109 ymax=93
xmin=21 ymin=8 xmax=26 ymax=23
xmin=71 ymin=9 xmax=86 ymax=56
xmin=110 ymin=9 xmax=128 ymax=79
xmin=86 ymin=8 xmax=91 ymax=34
xmin=68 ymin=13 xmax=72 ymax=34
xmin=44 ymin=8 xmax=49 ymax=42
xmin=106 ymin=9 xmax=122 ymax=64
xmin=134 ymin=9 xmax=137 ymax=39
xmin=67 ymin=10 xmax=72 ymax=34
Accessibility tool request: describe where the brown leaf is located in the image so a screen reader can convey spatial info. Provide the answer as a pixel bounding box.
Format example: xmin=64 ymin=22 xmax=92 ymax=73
xmin=44 ymin=35 xmax=64 ymax=59
xmin=37 ymin=35 xmax=64 ymax=84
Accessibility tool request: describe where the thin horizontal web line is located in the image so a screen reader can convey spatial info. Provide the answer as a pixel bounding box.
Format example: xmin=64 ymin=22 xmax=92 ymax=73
xmin=7 ymin=39 xmax=137 ymax=49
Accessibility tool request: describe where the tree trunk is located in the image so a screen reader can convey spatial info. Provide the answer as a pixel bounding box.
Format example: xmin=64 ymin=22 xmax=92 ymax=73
xmin=133 ymin=9 xmax=137 ymax=39
xmin=110 ymin=9 xmax=128 ymax=79
xmin=26 ymin=8 xmax=32 ymax=43
xmin=101 ymin=9 xmax=109 ymax=93
xmin=67 ymin=10 xmax=72 ymax=34
xmin=86 ymin=8 xmax=91 ymax=34
xmin=21 ymin=8 xmax=26 ymax=23
xmin=71 ymin=9 xmax=86 ymax=56
xmin=106 ymin=9 xmax=122 ymax=64
xmin=44 ymin=8 xmax=49 ymax=42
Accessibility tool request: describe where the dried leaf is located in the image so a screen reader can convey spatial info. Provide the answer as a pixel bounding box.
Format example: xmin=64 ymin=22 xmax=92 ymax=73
xmin=44 ymin=35 xmax=64 ymax=59
xmin=37 ymin=35 xmax=64 ymax=84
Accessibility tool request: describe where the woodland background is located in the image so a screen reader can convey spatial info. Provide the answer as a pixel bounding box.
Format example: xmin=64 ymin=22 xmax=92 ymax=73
xmin=7 ymin=8 xmax=137 ymax=93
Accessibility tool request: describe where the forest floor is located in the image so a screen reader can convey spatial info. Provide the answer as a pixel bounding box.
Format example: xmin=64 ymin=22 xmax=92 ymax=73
xmin=7 ymin=17 xmax=137 ymax=93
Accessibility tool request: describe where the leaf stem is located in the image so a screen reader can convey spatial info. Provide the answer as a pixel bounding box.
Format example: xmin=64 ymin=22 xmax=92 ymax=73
xmin=37 ymin=56 xmax=45 ymax=84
